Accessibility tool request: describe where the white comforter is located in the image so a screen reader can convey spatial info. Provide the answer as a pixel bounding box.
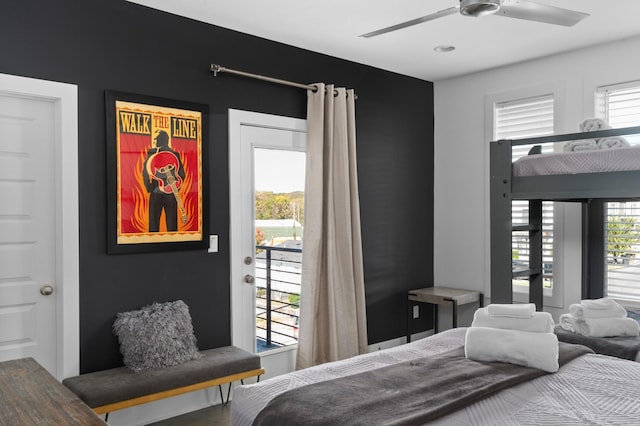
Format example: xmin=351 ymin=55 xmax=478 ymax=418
xmin=231 ymin=328 xmax=640 ymax=425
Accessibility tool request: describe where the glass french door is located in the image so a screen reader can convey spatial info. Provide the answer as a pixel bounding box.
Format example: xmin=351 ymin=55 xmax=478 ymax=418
xmin=229 ymin=110 xmax=306 ymax=377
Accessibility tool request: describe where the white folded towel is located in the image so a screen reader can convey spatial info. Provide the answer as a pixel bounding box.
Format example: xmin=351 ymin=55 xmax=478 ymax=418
xmin=486 ymin=303 xmax=535 ymax=318
xmin=559 ymin=313 xmax=578 ymax=333
xmin=560 ymin=313 xmax=640 ymax=337
xmin=472 ymin=307 xmax=554 ymax=333
xmin=465 ymin=327 xmax=559 ymax=373
xmin=579 ymin=118 xmax=611 ymax=133
xmin=569 ymin=301 xmax=627 ymax=319
xmin=580 ymin=297 xmax=619 ymax=310
xmin=597 ymin=136 xmax=630 ymax=150
xmin=563 ymin=139 xmax=597 ymax=152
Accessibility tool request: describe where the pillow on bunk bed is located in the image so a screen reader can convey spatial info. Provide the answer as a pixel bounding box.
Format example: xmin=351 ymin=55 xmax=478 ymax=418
xmin=528 ymin=145 xmax=542 ymax=155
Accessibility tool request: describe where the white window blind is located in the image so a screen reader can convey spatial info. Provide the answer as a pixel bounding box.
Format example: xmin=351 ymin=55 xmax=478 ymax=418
xmin=597 ymin=81 xmax=640 ymax=303
xmin=494 ymin=94 xmax=555 ymax=290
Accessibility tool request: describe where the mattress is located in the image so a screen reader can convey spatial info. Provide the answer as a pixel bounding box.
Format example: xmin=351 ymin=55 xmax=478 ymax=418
xmin=231 ymin=328 xmax=640 ymax=425
xmin=512 ymin=145 xmax=640 ymax=177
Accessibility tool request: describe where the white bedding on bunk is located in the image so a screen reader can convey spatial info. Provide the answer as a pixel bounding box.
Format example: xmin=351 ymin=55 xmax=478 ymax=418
xmin=231 ymin=328 xmax=640 ymax=425
xmin=512 ymin=145 xmax=640 ymax=177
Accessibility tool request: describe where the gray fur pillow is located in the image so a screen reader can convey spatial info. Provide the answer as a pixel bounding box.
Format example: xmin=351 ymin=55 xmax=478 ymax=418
xmin=113 ymin=300 xmax=201 ymax=373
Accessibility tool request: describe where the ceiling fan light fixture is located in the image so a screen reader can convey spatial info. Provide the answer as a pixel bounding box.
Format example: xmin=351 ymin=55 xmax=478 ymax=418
xmin=460 ymin=0 xmax=501 ymax=17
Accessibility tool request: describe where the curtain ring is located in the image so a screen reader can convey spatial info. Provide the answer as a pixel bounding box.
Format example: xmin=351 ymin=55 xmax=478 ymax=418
xmin=315 ymin=85 xmax=356 ymax=99
xmin=323 ymin=87 xmax=339 ymax=97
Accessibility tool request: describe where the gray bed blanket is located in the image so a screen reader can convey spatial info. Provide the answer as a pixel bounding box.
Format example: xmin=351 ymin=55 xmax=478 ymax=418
xmin=555 ymin=325 xmax=640 ymax=361
xmin=253 ymin=342 xmax=592 ymax=426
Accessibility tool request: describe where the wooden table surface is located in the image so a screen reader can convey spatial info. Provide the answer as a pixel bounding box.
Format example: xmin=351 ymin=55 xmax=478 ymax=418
xmin=0 ymin=357 xmax=106 ymax=425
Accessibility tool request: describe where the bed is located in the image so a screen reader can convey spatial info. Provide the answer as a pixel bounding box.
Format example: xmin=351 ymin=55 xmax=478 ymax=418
xmin=489 ymin=125 xmax=640 ymax=308
xmin=231 ymin=328 xmax=640 ymax=425
xmin=554 ymin=324 xmax=640 ymax=362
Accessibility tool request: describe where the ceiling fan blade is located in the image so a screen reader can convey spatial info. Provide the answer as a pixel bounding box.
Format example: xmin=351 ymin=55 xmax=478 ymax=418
xmin=360 ymin=6 xmax=459 ymax=38
xmin=497 ymin=0 xmax=589 ymax=27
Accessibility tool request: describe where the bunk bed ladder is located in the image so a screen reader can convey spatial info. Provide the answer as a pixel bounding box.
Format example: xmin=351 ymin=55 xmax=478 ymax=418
xmin=582 ymin=200 xmax=606 ymax=299
xmin=506 ymin=202 xmax=543 ymax=310
xmin=490 ymin=140 xmax=544 ymax=310
xmin=525 ymin=200 xmax=543 ymax=310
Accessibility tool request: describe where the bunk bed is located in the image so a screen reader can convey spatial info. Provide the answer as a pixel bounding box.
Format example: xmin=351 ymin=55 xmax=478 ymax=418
xmin=490 ymin=125 xmax=640 ymax=309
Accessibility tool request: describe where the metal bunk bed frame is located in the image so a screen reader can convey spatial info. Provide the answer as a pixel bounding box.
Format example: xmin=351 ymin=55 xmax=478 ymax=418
xmin=490 ymin=125 xmax=640 ymax=309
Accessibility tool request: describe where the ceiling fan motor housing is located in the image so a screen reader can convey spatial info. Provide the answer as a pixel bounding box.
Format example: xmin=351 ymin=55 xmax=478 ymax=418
xmin=460 ymin=0 xmax=502 ymax=17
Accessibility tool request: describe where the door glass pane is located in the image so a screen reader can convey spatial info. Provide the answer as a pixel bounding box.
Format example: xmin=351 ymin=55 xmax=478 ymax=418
xmin=254 ymin=148 xmax=305 ymax=352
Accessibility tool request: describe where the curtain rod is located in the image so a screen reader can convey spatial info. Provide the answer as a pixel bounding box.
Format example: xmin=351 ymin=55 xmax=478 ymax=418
xmin=210 ymin=64 xmax=357 ymax=98
xmin=211 ymin=64 xmax=317 ymax=92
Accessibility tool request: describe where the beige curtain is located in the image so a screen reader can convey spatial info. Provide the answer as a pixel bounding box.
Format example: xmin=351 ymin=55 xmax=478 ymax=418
xmin=296 ymin=83 xmax=368 ymax=370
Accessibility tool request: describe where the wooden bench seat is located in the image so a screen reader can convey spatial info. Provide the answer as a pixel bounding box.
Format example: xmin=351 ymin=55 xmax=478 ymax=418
xmin=62 ymin=345 xmax=263 ymax=416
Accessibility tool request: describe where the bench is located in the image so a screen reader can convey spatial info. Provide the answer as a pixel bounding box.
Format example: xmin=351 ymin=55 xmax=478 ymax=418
xmin=62 ymin=346 xmax=264 ymax=420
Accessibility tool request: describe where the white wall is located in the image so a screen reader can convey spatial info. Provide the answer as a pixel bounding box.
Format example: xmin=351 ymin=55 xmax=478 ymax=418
xmin=434 ymin=35 xmax=640 ymax=322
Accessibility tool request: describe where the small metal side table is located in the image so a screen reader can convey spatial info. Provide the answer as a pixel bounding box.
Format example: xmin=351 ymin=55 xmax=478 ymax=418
xmin=407 ymin=286 xmax=483 ymax=342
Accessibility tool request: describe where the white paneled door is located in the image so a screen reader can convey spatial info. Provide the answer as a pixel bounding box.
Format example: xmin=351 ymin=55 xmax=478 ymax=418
xmin=0 ymin=94 xmax=57 ymax=371
xmin=0 ymin=91 xmax=59 ymax=375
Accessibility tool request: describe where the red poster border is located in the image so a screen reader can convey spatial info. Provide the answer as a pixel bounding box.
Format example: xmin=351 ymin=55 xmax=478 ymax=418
xmin=106 ymin=91 xmax=208 ymax=254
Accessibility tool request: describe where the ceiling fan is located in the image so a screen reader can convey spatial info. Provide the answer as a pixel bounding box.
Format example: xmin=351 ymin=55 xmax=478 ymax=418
xmin=360 ymin=0 xmax=589 ymax=38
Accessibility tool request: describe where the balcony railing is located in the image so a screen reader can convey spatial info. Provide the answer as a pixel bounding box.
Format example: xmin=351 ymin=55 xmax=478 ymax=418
xmin=255 ymin=245 xmax=301 ymax=352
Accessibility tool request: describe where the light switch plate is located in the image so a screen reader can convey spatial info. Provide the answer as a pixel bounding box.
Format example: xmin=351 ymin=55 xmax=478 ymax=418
xmin=208 ymin=235 xmax=218 ymax=253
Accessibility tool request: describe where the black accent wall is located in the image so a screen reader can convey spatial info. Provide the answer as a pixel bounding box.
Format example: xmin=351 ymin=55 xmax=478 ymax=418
xmin=1 ymin=0 xmax=434 ymax=373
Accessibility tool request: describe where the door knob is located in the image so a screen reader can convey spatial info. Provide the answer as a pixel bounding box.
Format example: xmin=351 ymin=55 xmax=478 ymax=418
xmin=244 ymin=274 xmax=255 ymax=284
xmin=40 ymin=285 xmax=54 ymax=296
xmin=244 ymin=256 xmax=253 ymax=265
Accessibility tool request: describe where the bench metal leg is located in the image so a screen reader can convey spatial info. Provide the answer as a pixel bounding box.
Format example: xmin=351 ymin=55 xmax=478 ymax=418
xmin=218 ymin=374 xmax=263 ymax=406
xmin=218 ymin=383 xmax=233 ymax=406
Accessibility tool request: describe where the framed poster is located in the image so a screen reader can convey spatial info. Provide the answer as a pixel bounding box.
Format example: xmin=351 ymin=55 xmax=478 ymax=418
xmin=106 ymin=91 xmax=208 ymax=253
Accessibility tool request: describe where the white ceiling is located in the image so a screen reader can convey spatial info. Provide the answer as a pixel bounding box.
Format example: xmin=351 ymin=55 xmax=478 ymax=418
xmin=127 ymin=0 xmax=640 ymax=81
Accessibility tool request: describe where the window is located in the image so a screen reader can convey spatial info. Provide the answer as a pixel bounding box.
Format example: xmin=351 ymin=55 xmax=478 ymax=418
xmin=494 ymin=94 xmax=555 ymax=293
xmin=597 ymin=81 xmax=640 ymax=304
